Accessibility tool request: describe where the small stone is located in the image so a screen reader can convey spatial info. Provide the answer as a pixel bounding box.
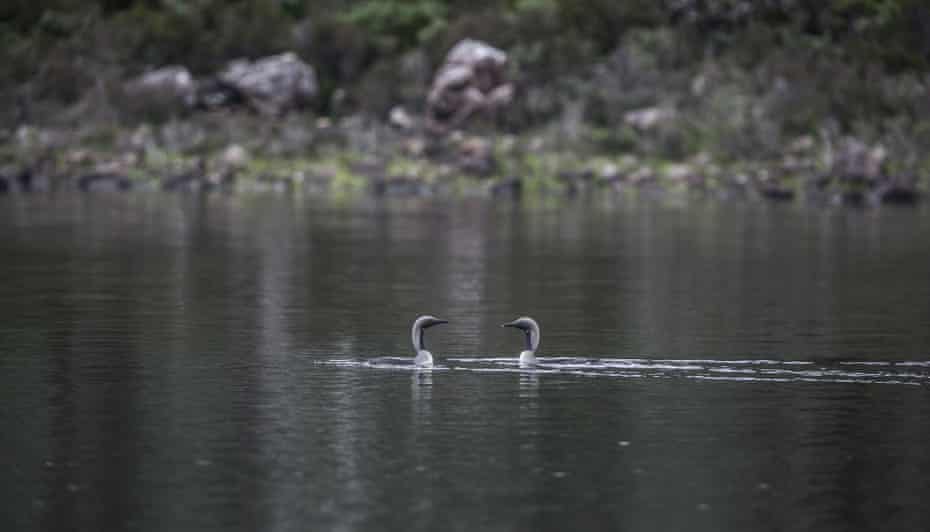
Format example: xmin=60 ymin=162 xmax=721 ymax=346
xmin=220 ymin=145 xmax=249 ymax=170
xmin=65 ymin=150 xmax=93 ymax=166
xmin=124 ymin=66 xmax=197 ymax=109
xmin=664 ymin=163 xmax=693 ymax=182
xmin=456 ymin=136 xmax=495 ymax=176
xmin=389 ymin=106 xmax=415 ymax=130
xmin=629 ymin=167 xmax=656 ymax=185
xmin=618 ymin=441 xmax=630 ymax=447
xmin=691 ymin=74 xmax=707 ymax=96
xmin=599 ymin=163 xmax=621 ymax=182
xmin=788 ymin=135 xmax=815 ymax=153
xmin=624 ymin=107 xmax=676 ymax=130
xmin=402 ymin=138 xmax=427 ymax=158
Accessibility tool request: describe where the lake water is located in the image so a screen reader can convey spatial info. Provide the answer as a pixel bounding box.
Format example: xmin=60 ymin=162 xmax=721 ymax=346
xmin=2 ymin=193 xmax=929 ymax=531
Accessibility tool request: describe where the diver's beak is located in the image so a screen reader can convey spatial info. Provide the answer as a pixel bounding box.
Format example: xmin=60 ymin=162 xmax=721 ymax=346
xmin=502 ymin=321 xmax=517 ymax=328
xmin=423 ymin=319 xmax=448 ymax=330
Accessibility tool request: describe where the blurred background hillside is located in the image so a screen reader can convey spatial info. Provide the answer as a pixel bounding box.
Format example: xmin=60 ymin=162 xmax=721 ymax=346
xmin=2 ymin=0 xmax=930 ymax=199
xmin=3 ymin=0 xmax=928 ymax=118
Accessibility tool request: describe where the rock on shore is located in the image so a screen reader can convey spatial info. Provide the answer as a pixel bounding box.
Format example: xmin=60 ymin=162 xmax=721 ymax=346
xmin=427 ymin=39 xmax=514 ymax=131
xmin=218 ymin=52 xmax=318 ymax=116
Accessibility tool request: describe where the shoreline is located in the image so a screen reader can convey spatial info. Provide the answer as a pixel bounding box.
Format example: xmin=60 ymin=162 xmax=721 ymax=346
xmin=1 ymin=112 xmax=924 ymax=207
xmin=0 ymin=120 xmax=926 ymax=206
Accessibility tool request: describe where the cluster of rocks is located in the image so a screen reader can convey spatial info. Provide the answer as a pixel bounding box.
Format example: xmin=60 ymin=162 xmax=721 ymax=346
xmin=125 ymin=38 xmax=514 ymax=130
xmin=1 ymin=38 xmax=923 ymax=206
xmin=125 ymin=52 xmax=319 ymax=117
xmin=0 ymin=168 xmax=36 ymax=193
xmin=818 ymin=138 xmax=918 ymax=205
xmin=753 ymin=136 xmax=918 ymax=205
xmin=1 ymin=128 xmax=921 ymax=205
xmin=114 ymin=39 xmax=513 ymax=185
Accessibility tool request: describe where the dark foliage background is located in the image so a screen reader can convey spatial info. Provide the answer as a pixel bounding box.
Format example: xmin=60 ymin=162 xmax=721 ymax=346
xmin=3 ymin=1 xmax=928 ymax=111
xmin=3 ymin=0 xmax=930 ymax=184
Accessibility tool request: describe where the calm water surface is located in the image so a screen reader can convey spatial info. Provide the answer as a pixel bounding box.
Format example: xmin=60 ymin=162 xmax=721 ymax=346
xmin=1 ymin=193 xmax=929 ymax=531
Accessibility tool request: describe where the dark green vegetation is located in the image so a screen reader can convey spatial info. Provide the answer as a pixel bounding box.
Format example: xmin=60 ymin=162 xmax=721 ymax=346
xmin=2 ymin=1 xmax=929 ymax=201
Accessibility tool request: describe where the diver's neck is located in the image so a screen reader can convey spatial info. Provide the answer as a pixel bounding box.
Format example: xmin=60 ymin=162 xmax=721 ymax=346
xmin=412 ymin=327 xmax=428 ymax=352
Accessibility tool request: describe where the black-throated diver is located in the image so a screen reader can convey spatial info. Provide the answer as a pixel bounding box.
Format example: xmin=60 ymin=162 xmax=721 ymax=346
xmin=502 ymin=316 xmax=540 ymax=366
xmin=412 ymin=315 xmax=449 ymax=367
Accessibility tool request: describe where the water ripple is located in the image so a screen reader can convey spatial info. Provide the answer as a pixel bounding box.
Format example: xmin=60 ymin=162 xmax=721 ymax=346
xmin=317 ymin=356 xmax=930 ymax=385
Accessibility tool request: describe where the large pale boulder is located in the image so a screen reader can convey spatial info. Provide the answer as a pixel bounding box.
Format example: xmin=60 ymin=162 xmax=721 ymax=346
xmin=218 ymin=52 xmax=317 ymax=116
xmin=124 ymin=66 xmax=197 ymax=109
xmin=427 ymin=39 xmax=513 ymax=131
